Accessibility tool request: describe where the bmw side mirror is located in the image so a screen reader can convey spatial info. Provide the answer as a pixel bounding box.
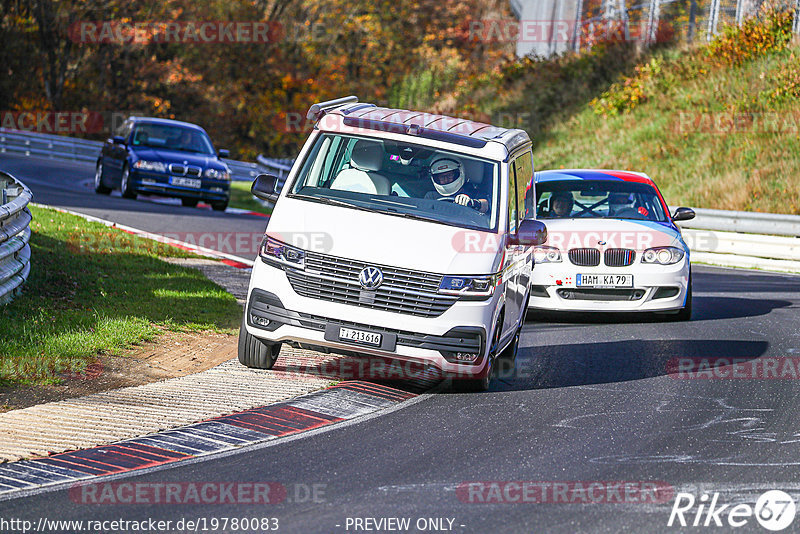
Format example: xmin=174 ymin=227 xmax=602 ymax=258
xmin=111 ymin=136 xmax=125 ymax=145
xmin=512 ymin=219 xmax=547 ymax=246
xmin=218 ymin=149 xmax=230 ymax=158
xmin=672 ymin=207 xmax=695 ymax=222
xmin=252 ymin=173 xmax=280 ymax=203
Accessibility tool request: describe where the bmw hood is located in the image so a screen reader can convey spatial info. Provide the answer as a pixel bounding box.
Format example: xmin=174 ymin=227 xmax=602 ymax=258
xmin=265 ymin=196 xmax=504 ymax=274
xmin=133 ymin=148 xmax=224 ymax=169
xmin=540 ymin=218 xmax=686 ymax=252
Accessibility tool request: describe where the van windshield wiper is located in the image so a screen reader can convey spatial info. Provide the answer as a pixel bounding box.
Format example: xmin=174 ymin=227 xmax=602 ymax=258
xmin=292 ymin=194 xmax=366 ymax=210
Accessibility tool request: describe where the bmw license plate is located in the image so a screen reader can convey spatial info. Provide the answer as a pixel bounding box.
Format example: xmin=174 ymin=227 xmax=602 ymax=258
xmin=339 ymin=327 xmax=382 ymax=347
xmin=577 ymin=274 xmax=633 ymax=288
xmin=171 ymin=176 xmax=201 ymax=188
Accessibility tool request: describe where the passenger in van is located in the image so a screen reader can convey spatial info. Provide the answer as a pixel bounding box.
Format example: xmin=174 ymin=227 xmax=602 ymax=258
xmin=424 ymin=156 xmax=489 ymax=214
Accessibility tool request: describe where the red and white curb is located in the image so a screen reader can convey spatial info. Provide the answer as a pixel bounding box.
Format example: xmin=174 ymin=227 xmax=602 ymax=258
xmin=32 ymin=203 xmax=256 ymax=269
xmin=0 ymin=381 xmax=418 ymax=500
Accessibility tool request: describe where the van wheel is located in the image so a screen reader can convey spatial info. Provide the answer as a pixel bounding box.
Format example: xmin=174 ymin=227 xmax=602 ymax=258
xmin=237 ymin=316 xmax=281 ymax=369
xmin=453 ymin=318 xmax=501 ymax=393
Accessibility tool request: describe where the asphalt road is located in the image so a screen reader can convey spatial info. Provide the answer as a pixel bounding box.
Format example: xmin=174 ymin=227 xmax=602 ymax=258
xmin=0 ymin=153 xmax=268 ymax=260
xmin=2 ymin=153 xmax=800 ymax=533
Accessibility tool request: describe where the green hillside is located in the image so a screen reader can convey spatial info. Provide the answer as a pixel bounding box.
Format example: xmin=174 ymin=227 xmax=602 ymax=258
xmin=459 ymin=11 xmax=799 ymax=214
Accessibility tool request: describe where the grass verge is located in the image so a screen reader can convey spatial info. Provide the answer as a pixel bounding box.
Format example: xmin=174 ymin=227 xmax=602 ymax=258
xmin=0 ymin=205 xmax=241 ymax=387
xmin=228 ymin=181 xmax=273 ymax=215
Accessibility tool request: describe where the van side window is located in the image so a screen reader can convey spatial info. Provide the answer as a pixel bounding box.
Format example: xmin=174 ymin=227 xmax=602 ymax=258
xmin=507 ymin=163 xmax=518 ymax=234
xmin=513 ymin=151 xmax=534 ymax=220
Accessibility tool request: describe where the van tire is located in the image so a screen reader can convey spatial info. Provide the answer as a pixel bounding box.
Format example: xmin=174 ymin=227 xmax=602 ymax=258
xmin=453 ymin=317 xmax=502 ymax=393
xmin=238 ymin=316 xmax=281 ymax=369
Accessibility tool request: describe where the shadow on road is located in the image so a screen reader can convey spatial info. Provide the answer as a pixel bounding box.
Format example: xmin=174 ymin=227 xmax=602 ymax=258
xmin=493 ymin=338 xmax=770 ymax=392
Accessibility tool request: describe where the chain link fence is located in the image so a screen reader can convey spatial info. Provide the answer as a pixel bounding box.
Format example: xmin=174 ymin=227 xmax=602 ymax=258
xmin=573 ymin=0 xmax=799 ymax=50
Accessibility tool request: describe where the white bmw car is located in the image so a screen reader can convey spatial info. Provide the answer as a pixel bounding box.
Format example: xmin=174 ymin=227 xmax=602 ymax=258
xmin=529 ymin=169 xmax=695 ymax=319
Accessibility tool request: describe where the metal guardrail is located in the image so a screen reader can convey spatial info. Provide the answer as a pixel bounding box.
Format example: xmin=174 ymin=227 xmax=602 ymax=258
xmin=0 ymin=128 xmax=266 ymax=181
xmin=675 ymin=208 xmax=800 ymax=273
xmin=0 ymin=171 xmax=33 ymax=305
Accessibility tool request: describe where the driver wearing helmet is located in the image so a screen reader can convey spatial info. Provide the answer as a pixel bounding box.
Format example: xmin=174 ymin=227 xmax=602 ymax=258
xmin=425 ymin=156 xmax=489 ymax=213
xmin=608 ymin=192 xmax=637 ymax=217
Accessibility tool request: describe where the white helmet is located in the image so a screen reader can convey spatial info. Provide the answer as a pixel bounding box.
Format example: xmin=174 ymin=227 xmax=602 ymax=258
xmin=430 ymin=156 xmax=464 ymax=196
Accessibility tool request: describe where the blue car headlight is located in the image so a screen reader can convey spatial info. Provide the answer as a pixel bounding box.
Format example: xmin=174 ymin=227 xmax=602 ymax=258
xmin=133 ymin=160 xmax=167 ymax=172
xmin=642 ymin=246 xmax=685 ymax=265
xmin=205 ymin=167 xmax=231 ymax=181
xmin=259 ymin=236 xmax=305 ymax=269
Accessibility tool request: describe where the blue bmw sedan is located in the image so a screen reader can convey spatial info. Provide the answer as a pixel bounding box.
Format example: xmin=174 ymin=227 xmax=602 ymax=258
xmin=95 ymin=117 xmax=231 ymax=211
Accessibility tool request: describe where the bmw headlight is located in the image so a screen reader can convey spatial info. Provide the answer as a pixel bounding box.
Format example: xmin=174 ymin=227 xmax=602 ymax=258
xmin=133 ymin=160 xmax=166 ymax=172
xmin=205 ymin=167 xmax=231 ymax=181
xmin=259 ymin=236 xmax=305 ymax=269
xmin=533 ymin=246 xmax=562 ymax=264
xmin=642 ymin=246 xmax=685 ymax=265
xmin=438 ymin=275 xmax=499 ymax=297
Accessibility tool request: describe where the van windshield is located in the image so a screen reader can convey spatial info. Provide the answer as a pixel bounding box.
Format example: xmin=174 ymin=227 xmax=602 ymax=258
xmin=288 ymin=133 xmax=500 ymax=232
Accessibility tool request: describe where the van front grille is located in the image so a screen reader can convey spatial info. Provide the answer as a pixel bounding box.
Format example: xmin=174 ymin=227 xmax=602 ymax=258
xmin=285 ymin=252 xmax=456 ymax=317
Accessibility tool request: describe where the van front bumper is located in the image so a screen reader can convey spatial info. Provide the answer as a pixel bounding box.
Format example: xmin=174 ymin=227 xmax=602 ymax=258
xmin=245 ymin=288 xmax=488 ymax=377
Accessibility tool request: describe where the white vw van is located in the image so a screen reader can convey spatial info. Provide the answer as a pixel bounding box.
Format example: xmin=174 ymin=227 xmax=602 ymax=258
xmin=240 ymin=97 xmax=546 ymax=390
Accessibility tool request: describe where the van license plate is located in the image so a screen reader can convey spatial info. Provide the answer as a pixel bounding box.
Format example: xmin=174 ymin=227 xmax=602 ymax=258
xmin=171 ymin=176 xmax=201 ymax=188
xmin=577 ymin=274 xmax=633 ymax=287
xmin=339 ymin=327 xmax=382 ymax=346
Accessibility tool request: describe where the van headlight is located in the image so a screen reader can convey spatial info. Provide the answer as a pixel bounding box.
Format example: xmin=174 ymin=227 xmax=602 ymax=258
xmin=534 ymin=246 xmax=562 ymax=263
xmin=259 ymin=236 xmax=305 ymax=269
xmin=438 ymin=275 xmax=499 ymax=297
xmin=642 ymin=246 xmax=685 ymax=265
xmin=205 ymin=167 xmax=231 ymax=181
xmin=133 ymin=160 xmax=166 ymax=172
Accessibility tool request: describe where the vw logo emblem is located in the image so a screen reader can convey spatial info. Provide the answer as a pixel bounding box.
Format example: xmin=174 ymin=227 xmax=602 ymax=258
xmin=359 ymin=266 xmax=383 ymax=290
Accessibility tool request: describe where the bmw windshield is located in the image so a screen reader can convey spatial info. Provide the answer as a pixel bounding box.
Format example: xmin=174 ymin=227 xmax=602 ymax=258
xmin=131 ymin=123 xmax=215 ymax=155
xmin=536 ymin=180 xmax=668 ymax=222
xmin=288 ymin=133 xmax=500 ymax=232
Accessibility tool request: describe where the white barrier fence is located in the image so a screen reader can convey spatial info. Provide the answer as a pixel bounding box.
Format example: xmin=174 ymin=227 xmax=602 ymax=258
xmin=678 ymin=208 xmax=800 ymax=273
xmin=0 ymin=172 xmax=32 ymax=305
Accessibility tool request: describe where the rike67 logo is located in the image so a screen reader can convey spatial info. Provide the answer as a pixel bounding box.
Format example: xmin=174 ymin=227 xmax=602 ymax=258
xmin=668 ymin=490 xmax=796 ymax=531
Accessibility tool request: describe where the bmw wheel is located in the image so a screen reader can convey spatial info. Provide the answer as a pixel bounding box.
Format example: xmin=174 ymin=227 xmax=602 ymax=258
xmin=181 ymin=198 xmax=199 ymax=208
xmin=94 ymin=162 xmax=111 ymax=194
xmin=120 ymin=165 xmax=137 ymax=199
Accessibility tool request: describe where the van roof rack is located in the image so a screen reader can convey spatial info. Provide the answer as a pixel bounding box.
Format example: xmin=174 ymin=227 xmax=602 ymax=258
xmin=306 ymin=96 xmax=359 ymax=121
xmin=306 ymin=96 xmax=532 ymax=153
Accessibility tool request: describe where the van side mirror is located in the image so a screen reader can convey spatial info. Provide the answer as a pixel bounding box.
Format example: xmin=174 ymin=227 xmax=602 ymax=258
xmin=252 ymin=173 xmax=280 ymax=202
xmin=511 ymin=219 xmax=547 ymax=246
xmin=218 ymin=149 xmax=230 ymax=158
xmin=111 ymin=136 xmax=125 ymax=145
xmin=672 ymin=207 xmax=695 ymax=222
